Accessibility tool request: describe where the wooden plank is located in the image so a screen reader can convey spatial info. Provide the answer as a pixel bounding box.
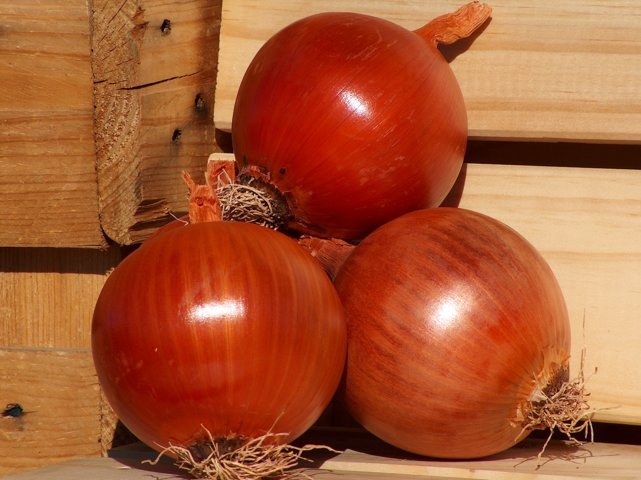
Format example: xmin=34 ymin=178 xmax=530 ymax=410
xmin=0 ymin=247 xmax=121 ymax=349
xmin=0 ymin=456 xmax=454 ymax=480
xmin=0 ymin=0 xmax=104 ymax=247
xmin=91 ymin=0 xmax=221 ymax=245
xmin=7 ymin=436 xmax=641 ymax=479
xmin=213 ymin=0 xmax=641 ymax=143
xmin=321 ymin=439 xmax=641 ymax=479
xmin=0 ymin=348 xmax=101 ymax=476
xmin=454 ymin=162 xmax=641 ymax=425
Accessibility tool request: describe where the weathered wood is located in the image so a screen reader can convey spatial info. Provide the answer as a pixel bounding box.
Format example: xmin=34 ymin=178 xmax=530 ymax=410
xmin=0 ymin=246 xmax=119 ymax=474
xmin=0 ymin=247 xmax=121 ymax=349
xmin=0 ymin=0 xmax=104 ymax=247
xmin=214 ymin=0 xmax=641 ymax=143
xmin=0 ymin=348 xmax=101 ymax=476
xmin=91 ymin=0 xmax=221 ymax=245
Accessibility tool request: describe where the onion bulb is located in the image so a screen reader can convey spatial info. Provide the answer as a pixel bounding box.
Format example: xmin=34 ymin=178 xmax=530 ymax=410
xmin=230 ymin=2 xmax=491 ymax=240
xmin=333 ymin=207 xmax=591 ymax=459
xmin=92 ymin=172 xmax=346 ymax=477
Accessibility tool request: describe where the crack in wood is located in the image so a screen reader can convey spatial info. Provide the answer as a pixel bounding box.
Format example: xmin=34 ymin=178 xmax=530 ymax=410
xmin=118 ymin=71 xmax=201 ymax=91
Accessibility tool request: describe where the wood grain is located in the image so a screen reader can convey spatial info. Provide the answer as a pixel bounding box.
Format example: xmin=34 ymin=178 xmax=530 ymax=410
xmin=1 ymin=456 xmax=457 ymax=480
xmin=0 ymin=348 xmax=101 ymax=476
xmin=321 ymin=437 xmax=641 ymax=479
xmin=0 ymin=247 xmax=121 ymax=350
xmin=91 ymin=0 xmax=221 ymax=245
xmin=0 ymin=0 xmax=104 ymax=247
xmin=214 ymin=0 xmax=641 ymax=143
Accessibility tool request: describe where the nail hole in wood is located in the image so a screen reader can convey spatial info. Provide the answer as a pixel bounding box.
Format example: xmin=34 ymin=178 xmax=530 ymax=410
xmin=160 ymin=19 xmax=172 ymax=35
xmin=172 ymin=129 xmax=182 ymax=142
xmin=2 ymin=403 xmax=25 ymax=418
xmin=194 ymin=94 xmax=206 ymax=112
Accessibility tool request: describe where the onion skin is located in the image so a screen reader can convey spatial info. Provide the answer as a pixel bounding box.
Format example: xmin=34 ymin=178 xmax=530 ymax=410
xmin=232 ymin=9 xmax=482 ymax=240
xmin=334 ymin=208 xmax=570 ymax=459
xmin=92 ymin=221 xmax=346 ymax=451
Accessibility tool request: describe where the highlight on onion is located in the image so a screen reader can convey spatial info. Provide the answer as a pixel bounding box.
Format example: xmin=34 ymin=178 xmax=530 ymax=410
xmin=229 ymin=2 xmax=492 ymax=240
xmin=332 ymin=207 xmax=592 ymax=459
xmin=92 ymin=173 xmax=347 ymax=478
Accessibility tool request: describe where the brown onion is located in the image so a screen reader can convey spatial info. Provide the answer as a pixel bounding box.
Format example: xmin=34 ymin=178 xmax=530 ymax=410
xmin=230 ymin=3 xmax=491 ymax=240
xmin=333 ymin=208 xmax=591 ymax=459
xmin=92 ymin=173 xmax=346 ymax=477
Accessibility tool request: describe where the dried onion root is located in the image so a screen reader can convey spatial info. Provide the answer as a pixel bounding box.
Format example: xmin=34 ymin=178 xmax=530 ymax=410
xmin=144 ymin=426 xmax=337 ymax=480
xmin=216 ymin=181 xmax=281 ymax=230
xmin=519 ymin=351 xmax=596 ymax=465
xmin=209 ymin=163 xmax=290 ymax=231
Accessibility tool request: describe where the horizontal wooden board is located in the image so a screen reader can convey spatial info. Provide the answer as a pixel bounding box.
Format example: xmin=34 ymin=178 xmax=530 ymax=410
xmin=0 ymin=0 xmax=104 ymax=247
xmin=208 ymin=153 xmax=641 ymax=425
xmin=214 ymin=0 xmax=641 ymax=143
xmin=321 ymin=438 xmax=641 ymax=479
xmin=0 ymin=348 xmax=101 ymax=476
xmin=7 ymin=435 xmax=641 ymax=479
xmin=0 ymin=457 xmax=454 ymax=480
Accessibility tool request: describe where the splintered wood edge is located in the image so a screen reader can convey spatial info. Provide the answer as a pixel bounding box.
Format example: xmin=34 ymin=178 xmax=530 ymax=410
xmin=90 ymin=0 xmax=221 ymax=246
xmin=91 ymin=0 xmax=149 ymax=245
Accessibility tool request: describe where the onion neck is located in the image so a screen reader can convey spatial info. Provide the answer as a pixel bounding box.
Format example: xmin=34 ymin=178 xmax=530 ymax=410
xmin=413 ymin=1 xmax=492 ymax=47
xmin=182 ymin=157 xmax=239 ymax=224
xmin=298 ymin=236 xmax=356 ymax=280
xmin=182 ymin=171 xmax=223 ymax=224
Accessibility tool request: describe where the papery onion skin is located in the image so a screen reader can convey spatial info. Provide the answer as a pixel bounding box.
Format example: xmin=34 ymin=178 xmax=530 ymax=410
xmin=334 ymin=208 xmax=570 ymax=459
xmin=232 ymin=11 xmax=471 ymax=240
xmin=92 ymin=221 xmax=347 ymax=451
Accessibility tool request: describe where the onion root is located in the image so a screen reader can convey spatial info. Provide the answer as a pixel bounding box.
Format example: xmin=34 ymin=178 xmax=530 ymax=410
xmin=144 ymin=426 xmax=338 ymax=480
xmin=519 ymin=352 xmax=595 ymax=465
xmin=217 ymin=176 xmax=289 ymax=230
xmin=204 ymin=158 xmax=290 ymax=230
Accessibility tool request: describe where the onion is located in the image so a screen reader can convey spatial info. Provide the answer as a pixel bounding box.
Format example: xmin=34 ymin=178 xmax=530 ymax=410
xmin=333 ymin=207 xmax=591 ymax=459
xmin=230 ymin=2 xmax=491 ymax=240
xmin=92 ymin=172 xmax=346 ymax=477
